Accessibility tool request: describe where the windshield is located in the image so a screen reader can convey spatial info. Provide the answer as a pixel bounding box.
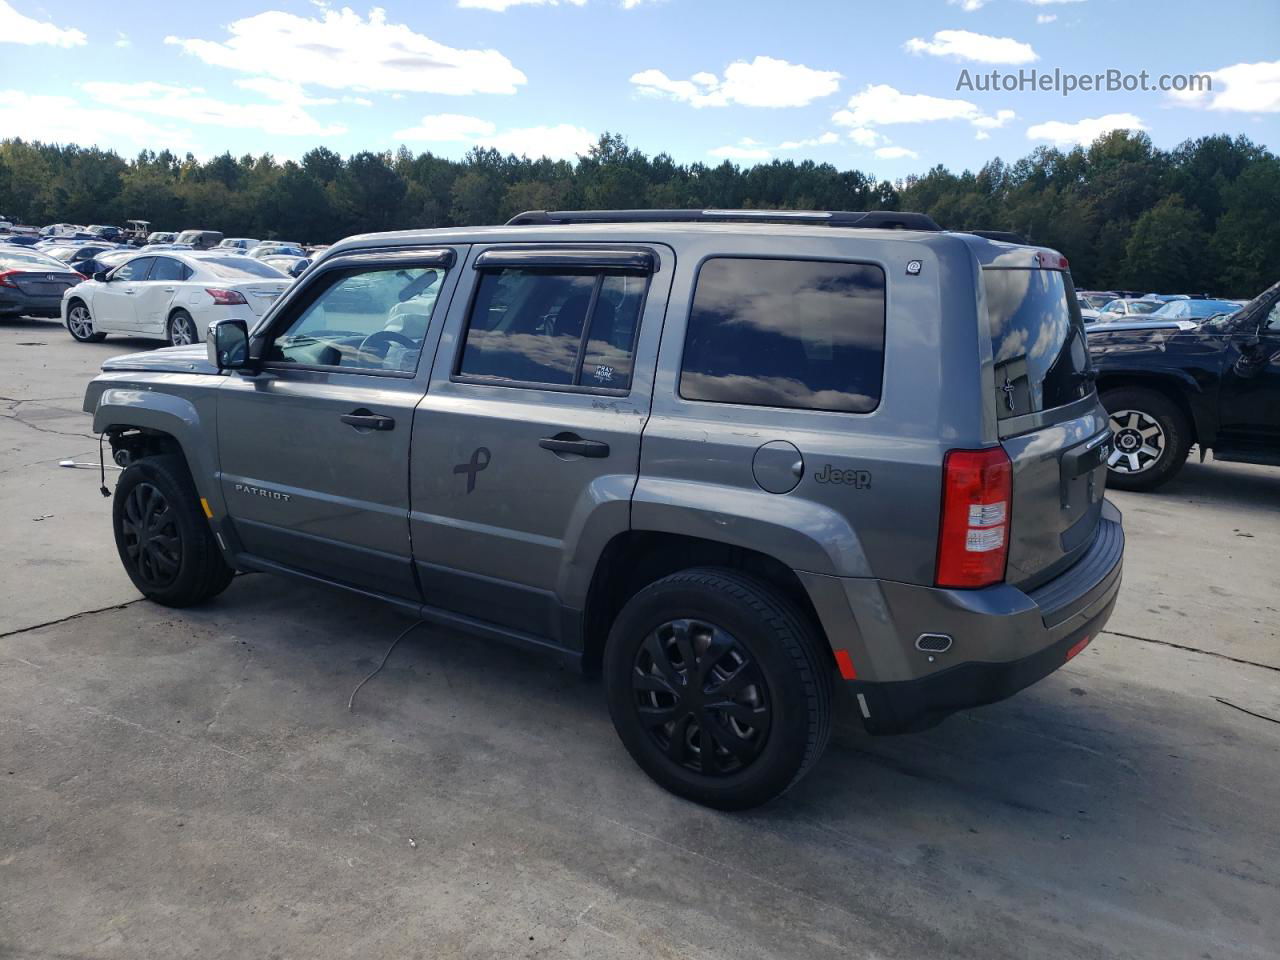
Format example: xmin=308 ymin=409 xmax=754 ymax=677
xmin=198 ymin=257 xmax=287 ymax=280
xmin=1130 ymin=301 xmax=1160 ymax=315
xmin=984 ymin=267 xmax=1091 ymax=418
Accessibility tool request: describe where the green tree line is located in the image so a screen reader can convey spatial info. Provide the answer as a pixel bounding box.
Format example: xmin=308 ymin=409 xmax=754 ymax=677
xmin=1 ymin=130 xmax=1275 ymax=296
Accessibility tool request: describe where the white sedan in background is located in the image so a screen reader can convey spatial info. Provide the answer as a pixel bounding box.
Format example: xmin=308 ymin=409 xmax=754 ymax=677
xmin=62 ymin=251 xmax=291 ymax=345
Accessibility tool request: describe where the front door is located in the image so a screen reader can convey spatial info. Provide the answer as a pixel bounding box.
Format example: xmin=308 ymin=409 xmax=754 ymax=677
xmin=215 ymin=247 xmax=463 ymax=600
xmin=1218 ymin=293 xmax=1280 ymax=459
xmin=93 ymin=256 xmax=154 ymax=332
xmin=410 ymin=244 xmax=672 ymax=647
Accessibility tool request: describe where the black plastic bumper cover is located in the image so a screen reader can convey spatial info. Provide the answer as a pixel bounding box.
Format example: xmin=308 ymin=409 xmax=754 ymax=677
xmin=850 ymin=591 xmax=1117 ymax=735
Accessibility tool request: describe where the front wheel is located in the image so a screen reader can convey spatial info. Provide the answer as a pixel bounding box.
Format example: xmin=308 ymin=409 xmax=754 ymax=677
xmin=604 ymin=568 xmax=833 ymax=810
xmin=1101 ymin=387 xmax=1192 ymax=491
xmin=113 ymin=455 xmax=235 ymax=607
xmin=66 ymin=300 xmax=106 ymax=342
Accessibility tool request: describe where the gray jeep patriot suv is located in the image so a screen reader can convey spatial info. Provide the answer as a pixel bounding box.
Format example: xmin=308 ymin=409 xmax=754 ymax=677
xmin=83 ymin=209 xmax=1124 ymax=809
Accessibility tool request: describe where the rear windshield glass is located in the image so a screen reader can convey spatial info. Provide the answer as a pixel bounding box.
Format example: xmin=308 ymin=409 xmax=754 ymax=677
xmin=984 ymin=268 xmax=1090 ymax=418
xmin=680 ymin=257 xmax=886 ymax=414
xmin=198 ymin=258 xmax=287 ymax=280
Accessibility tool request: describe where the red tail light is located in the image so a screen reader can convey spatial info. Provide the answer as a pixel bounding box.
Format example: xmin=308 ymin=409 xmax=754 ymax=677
xmin=206 ymin=287 xmax=247 ymax=305
xmin=0 ymin=270 xmax=20 ymax=288
xmin=936 ymin=447 xmax=1012 ymax=589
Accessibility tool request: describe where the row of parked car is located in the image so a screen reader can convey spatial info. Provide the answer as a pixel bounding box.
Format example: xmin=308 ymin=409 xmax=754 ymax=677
xmin=0 ymin=226 xmax=316 ymax=344
xmin=1076 ymin=290 xmax=1248 ymax=328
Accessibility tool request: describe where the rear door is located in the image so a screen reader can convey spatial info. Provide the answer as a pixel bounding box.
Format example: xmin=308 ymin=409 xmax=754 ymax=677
xmin=216 ymin=247 xmax=462 ymax=600
xmin=985 ymin=264 xmax=1110 ymax=588
xmin=133 ymin=255 xmax=188 ymax=335
xmin=409 ymin=244 xmax=671 ymax=647
xmin=93 ymin=256 xmax=155 ymax=332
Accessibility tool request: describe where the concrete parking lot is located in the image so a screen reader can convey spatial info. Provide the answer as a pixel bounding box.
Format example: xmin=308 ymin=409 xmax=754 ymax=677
xmin=2 ymin=313 xmax=1278 ymax=960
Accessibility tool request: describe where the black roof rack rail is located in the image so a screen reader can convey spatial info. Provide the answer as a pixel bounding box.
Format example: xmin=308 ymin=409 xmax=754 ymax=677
xmin=506 ymin=209 xmax=942 ymax=231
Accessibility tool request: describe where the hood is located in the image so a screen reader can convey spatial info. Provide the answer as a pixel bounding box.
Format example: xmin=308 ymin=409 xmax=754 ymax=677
xmin=100 ymin=343 xmax=218 ymax=375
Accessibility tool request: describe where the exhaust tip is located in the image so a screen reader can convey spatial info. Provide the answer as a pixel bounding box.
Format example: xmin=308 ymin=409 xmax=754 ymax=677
xmin=915 ymin=633 xmax=953 ymax=654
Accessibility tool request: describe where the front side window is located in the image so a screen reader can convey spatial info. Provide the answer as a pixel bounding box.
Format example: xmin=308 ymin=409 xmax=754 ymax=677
xmin=267 ymin=265 xmax=445 ymax=373
xmin=458 ymin=268 xmax=646 ymax=390
xmin=679 ymin=257 xmax=886 ymax=413
xmin=112 ymin=258 xmax=154 ymax=281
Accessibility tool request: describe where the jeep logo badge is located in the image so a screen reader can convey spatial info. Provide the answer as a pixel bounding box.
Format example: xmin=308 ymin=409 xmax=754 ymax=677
xmin=813 ymin=465 xmax=872 ymax=488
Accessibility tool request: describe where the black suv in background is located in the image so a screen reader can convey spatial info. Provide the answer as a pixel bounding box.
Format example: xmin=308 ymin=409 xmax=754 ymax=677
xmin=1091 ymin=280 xmax=1280 ymax=490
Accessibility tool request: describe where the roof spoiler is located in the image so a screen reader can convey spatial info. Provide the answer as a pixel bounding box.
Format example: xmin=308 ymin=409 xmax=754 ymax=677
xmin=965 ymin=229 xmax=1027 ymax=244
xmin=506 ymin=209 xmax=942 ymax=231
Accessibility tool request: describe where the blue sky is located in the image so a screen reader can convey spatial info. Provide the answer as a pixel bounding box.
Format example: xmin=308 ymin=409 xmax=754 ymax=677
xmin=1 ymin=0 xmax=1277 ymax=177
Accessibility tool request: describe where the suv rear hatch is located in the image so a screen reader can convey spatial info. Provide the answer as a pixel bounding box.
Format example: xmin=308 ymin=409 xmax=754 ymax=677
xmin=984 ymin=260 xmax=1110 ymax=589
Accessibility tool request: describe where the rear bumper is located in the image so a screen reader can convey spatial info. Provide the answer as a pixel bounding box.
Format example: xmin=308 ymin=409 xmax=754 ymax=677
xmin=0 ymin=290 xmax=63 ymax=317
xmin=802 ymin=501 xmax=1124 ymax=734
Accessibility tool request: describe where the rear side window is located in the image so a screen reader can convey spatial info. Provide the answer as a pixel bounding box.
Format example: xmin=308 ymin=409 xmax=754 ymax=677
xmin=984 ymin=268 xmax=1090 ymax=418
xmin=679 ymin=257 xmax=886 ymax=413
xmin=458 ymin=268 xmax=646 ymax=391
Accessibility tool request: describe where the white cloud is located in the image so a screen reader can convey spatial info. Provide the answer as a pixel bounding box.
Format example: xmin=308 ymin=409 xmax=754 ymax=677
xmin=0 ymin=0 xmax=86 ymax=47
xmin=905 ymin=30 xmax=1037 ymax=65
xmin=948 ymin=0 xmax=990 ymax=9
xmin=1026 ymin=112 xmax=1147 ymax=145
xmin=1023 ymin=0 xmax=1085 ymax=4
xmin=709 ymin=140 xmax=773 ymax=161
xmin=875 ymin=146 xmax=919 ymax=160
xmin=972 ymin=108 xmax=1017 ymax=129
xmin=115 ymin=32 xmax=131 ymax=48
xmin=1036 ymin=14 xmax=1058 ymax=23
xmin=845 ymin=127 xmax=883 ymax=147
xmin=394 ymin=113 xmax=497 ymax=141
xmin=482 ymin=124 xmax=596 ymax=159
xmin=81 ymin=81 xmax=346 ymax=137
xmin=833 ymin=84 xmax=1014 ymax=139
xmin=1169 ymin=60 xmax=1280 ymax=113
xmin=393 ymin=113 xmax=593 ymax=159
xmin=778 ymin=131 xmax=839 ymax=149
xmin=458 ymin=0 xmax=585 ymax=8
xmin=0 ymin=90 xmax=195 ymax=152
xmin=166 ymin=7 xmax=526 ymax=95
xmin=631 ymin=56 xmax=840 ymax=108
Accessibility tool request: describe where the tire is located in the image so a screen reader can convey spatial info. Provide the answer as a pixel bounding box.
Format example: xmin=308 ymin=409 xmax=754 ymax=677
xmin=1101 ymin=387 xmax=1193 ymax=491
xmin=167 ymin=309 xmax=197 ymax=346
xmin=66 ymin=299 xmax=106 ymax=342
xmin=604 ymin=567 xmax=833 ymax=810
xmin=112 ymin=454 xmax=235 ymax=607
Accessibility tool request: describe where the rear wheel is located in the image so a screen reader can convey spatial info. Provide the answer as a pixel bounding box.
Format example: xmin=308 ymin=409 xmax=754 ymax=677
xmin=113 ymin=455 xmax=234 ymax=607
xmin=604 ymin=568 xmax=833 ymax=810
xmin=168 ymin=309 xmax=197 ymax=346
xmin=1101 ymin=386 xmax=1192 ymax=491
xmin=66 ymin=300 xmax=106 ymax=342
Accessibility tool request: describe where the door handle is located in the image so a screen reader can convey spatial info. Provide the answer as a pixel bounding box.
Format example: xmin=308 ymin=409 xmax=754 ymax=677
xmin=162 ymin=287 xmax=176 ymax=293
xmin=539 ymin=432 xmax=609 ymax=458
xmin=124 ymin=288 xmax=136 ymax=295
xmin=340 ymin=409 xmax=395 ymax=431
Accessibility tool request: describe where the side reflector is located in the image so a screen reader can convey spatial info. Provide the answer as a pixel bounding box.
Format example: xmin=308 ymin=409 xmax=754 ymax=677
xmin=833 ymin=649 xmax=858 ymax=680
xmin=1065 ymin=635 xmax=1092 ymax=661
xmin=199 ymin=497 xmax=214 ymax=519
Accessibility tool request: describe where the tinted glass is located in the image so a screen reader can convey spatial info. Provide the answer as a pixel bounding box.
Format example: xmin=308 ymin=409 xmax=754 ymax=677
xmin=984 ymin=268 xmax=1090 ymax=418
xmin=0 ymin=250 xmax=63 ymax=269
xmin=1130 ymin=301 xmax=1159 ymax=315
xmin=112 ymin=257 xmax=154 ymax=281
xmin=460 ymin=268 xmax=645 ymax=389
xmin=680 ymin=258 xmax=886 ymax=413
xmin=581 ymin=273 xmax=644 ymax=389
xmin=268 ymin=265 xmax=444 ymax=373
xmin=148 ymin=257 xmax=187 ymax=282
xmin=199 ymin=257 xmax=287 ymax=279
